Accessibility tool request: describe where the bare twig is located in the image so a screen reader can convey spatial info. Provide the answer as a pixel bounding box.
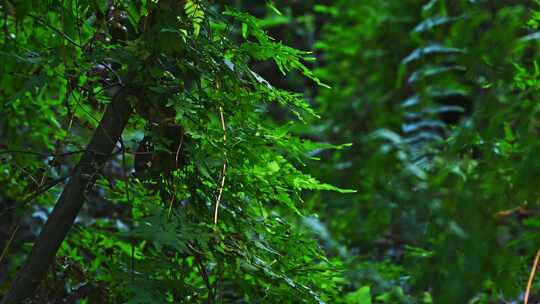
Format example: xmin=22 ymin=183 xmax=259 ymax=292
xmin=213 ymin=163 xmax=227 ymax=224
xmin=168 ymin=183 xmax=178 ymax=219
xmin=168 ymin=131 xmax=185 ymax=218
xmin=213 ymin=106 xmax=228 ymax=225
xmin=0 ymin=224 xmax=20 ymax=266
xmin=524 ymin=249 xmax=540 ymax=304
xmin=175 ymin=133 xmax=185 ymax=167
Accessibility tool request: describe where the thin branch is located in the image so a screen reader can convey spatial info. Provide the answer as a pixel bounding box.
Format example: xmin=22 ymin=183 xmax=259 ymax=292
xmin=65 ymin=72 xmax=77 ymax=132
xmin=71 ymin=89 xmax=117 ymax=146
xmin=102 ymin=61 xmax=123 ymax=86
xmin=118 ymin=137 xmax=131 ymax=205
xmin=213 ymin=163 xmax=227 ymax=225
xmin=524 ymin=249 xmax=540 ymax=304
xmin=0 ymin=224 xmax=19 ymax=266
xmin=213 ymin=106 xmax=228 ymax=225
xmin=27 ymin=14 xmax=82 ymax=48
xmin=117 ymin=135 xmax=135 ymax=282
xmin=175 ymin=133 xmax=185 ymax=167
xmin=19 ymin=166 xmax=39 ymax=188
xmin=167 ymin=184 xmax=177 ymax=218
xmin=192 ymin=248 xmax=214 ymax=303
xmin=165 ymin=132 xmax=186 ymax=217
xmin=0 ymin=148 xmax=163 ymax=157
xmin=74 ymin=0 xmax=83 ymax=48
xmin=10 ymin=174 xmax=71 ymax=211
xmin=0 ymin=149 xmax=88 ymax=158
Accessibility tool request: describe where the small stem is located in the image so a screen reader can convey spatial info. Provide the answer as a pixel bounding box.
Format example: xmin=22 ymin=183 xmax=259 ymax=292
xmin=524 ymin=249 xmax=540 ymax=304
xmin=213 ymin=106 xmax=228 ymax=225
xmin=0 ymin=224 xmax=19 ymax=266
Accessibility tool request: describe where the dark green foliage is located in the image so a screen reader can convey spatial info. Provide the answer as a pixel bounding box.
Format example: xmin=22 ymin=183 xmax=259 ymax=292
xmin=0 ymin=1 xmax=349 ymax=302
xmin=309 ymin=0 xmax=540 ymax=303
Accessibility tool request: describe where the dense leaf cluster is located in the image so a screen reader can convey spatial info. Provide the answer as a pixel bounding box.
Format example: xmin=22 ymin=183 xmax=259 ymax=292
xmin=0 ymin=1 xmax=348 ymax=303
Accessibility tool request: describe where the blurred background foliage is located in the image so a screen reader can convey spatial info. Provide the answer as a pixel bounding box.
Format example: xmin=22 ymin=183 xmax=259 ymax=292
xmin=241 ymin=0 xmax=540 ymax=302
xmin=2 ymin=0 xmax=540 ymax=303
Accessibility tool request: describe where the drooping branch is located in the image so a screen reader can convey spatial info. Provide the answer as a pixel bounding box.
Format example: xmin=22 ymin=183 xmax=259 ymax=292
xmin=0 ymin=73 xmax=136 ymax=304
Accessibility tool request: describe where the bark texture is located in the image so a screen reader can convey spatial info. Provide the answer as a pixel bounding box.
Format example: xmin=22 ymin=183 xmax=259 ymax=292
xmin=1 ymin=78 xmax=135 ymax=304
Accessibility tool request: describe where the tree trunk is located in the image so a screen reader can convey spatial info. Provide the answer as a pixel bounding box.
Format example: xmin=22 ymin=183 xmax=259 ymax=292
xmin=1 ymin=76 xmax=134 ymax=304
